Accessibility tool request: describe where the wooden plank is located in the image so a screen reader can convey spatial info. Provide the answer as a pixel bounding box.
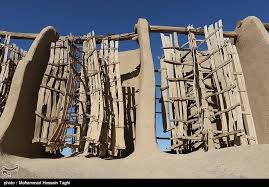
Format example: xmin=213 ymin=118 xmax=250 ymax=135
xmin=167 ymin=77 xmax=193 ymax=82
xmin=93 ymin=31 xmax=104 ymax=148
xmin=212 ymin=129 xmax=244 ymax=140
xmin=163 ymin=59 xmax=193 ymax=66
xmin=48 ymin=41 xmax=73 ymax=148
xmin=149 ymin=25 xmax=237 ymax=38
xmin=48 ymin=40 xmax=65 ymax=142
xmin=210 ymin=103 xmax=240 ymax=118
xmin=229 ymin=43 xmax=257 ymax=144
xmin=83 ymin=36 xmax=95 ymax=155
xmin=204 ymin=24 xmax=229 ymax=144
xmin=160 ymin=58 xmax=170 ymax=131
xmin=114 ymin=40 xmax=126 ymax=152
xmin=108 ymin=40 xmax=118 ymax=156
xmin=188 ymin=28 xmax=214 ymax=150
xmin=33 ymin=42 xmax=55 ymax=143
xmin=214 ymin=22 xmax=236 ymax=143
xmin=203 ymin=58 xmax=232 ymax=80
xmin=40 ymin=41 xmax=61 ymax=144
xmin=83 ymin=32 xmax=104 ymax=155
xmin=161 ymin=33 xmax=182 ymax=154
xmin=216 ymin=20 xmax=247 ymax=145
xmin=0 ymin=35 xmax=11 ymax=94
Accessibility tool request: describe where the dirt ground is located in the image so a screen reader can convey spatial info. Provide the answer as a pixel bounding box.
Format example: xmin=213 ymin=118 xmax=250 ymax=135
xmin=0 ymin=144 xmax=268 ymax=178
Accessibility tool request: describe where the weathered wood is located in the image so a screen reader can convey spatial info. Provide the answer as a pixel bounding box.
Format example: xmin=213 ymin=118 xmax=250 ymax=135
xmin=161 ymin=33 xmax=182 ymax=154
xmin=167 ymin=77 xmax=193 ymax=82
xmin=204 ymin=24 xmax=229 ymax=144
xmin=33 ymin=42 xmax=55 ymax=143
xmin=203 ymin=58 xmax=233 ymax=80
xmin=164 ymin=59 xmax=193 ymax=66
xmin=210 ymin=103 xmax=240 ymax=118
xmin=160 ymin=19 xmax=255 ymax=153
xmin=229 ymin=43 xmax=257 ymax=144
xmin=160 ymin=58 xmax=170 ymax=132
xmin=188 ymin=27 xmax=214 ymax=150
xmin=150 ymin=25 xmax=237 ymax=38
xmin=205 ymin=84 xmax=236 ymax=99
xmin=114 ymin=40 xmax=125 ymax=152
xmin=212 ymin=129 xmax=245 ymax=140
xmin=169 ymin=96 xmax=195 ymax=101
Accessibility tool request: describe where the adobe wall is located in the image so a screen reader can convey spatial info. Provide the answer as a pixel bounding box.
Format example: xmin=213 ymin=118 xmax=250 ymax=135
xmin=132 ymin=18 xmax=160 ymax=157
xmin=118 ymin=49 xmax=140 ymax=157
xmin=235 ymin=16 xmax=269 ymax=144
xmin=0 ymin=26 xmax=59 ymax=157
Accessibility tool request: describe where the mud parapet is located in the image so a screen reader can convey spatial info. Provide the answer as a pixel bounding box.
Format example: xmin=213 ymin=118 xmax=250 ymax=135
xmin=235 ymin=16 xmax=269 ymax=144
xmin=0 ymin=26 xmax=59 ymax=157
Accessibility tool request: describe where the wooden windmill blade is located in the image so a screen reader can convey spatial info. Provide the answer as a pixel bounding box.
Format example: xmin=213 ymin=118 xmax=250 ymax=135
xmin=216 ymin=20 xmax=247 ymax=145
xmin=83 ymin=35 xmax=102 ymax=155
xmin=114 ymin=40 xmax=125 ymax=152
xmin=0 ymin=35 xmax=11 ymax=93
xmin=204 ymin=24 xmax=229 ymax=145
xmin=229 ymin=43 xmax=257 ymax=144
xmin=40 ymin=41 xmax=62 ymax=144
xmin=33 ymin=42 xmax=56 ymax=143
xmin=161 ymin=33 xmax=182 ymax=153
xmin=212 ymin=21 xmax=237 ymax=144
xmin=188 ymin=28 xmax=214 ymax=150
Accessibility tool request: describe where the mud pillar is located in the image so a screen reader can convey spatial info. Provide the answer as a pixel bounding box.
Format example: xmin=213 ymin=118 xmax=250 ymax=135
xmin=134 ymin=18 xmax=159 ymax=156
xmin=235 ymin=16 xmax=269 ymax=144
xmin=0 ymin=26 xmax=59 ymax=157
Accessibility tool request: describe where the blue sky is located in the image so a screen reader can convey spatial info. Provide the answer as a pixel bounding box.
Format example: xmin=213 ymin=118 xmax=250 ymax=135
xmin=2 ymin=0 xmax=268 ymax=154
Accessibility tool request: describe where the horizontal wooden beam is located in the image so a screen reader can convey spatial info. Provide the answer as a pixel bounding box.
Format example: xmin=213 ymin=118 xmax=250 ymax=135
xmin=1 ymin=22 xmax=268 ymax=42
xmin=0 ymin=30 xmax=137 ymax=44
xmin=0 ymin=30 xmax=38 ymax=40
xmin=66 ymin=32 xmax=137 ymax=44
xmin=149 ymin=25 xmax=238 ymax=38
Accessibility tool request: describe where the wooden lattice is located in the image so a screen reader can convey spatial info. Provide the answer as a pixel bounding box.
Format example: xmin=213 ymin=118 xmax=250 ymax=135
xmin=160 ymin=20 xmax=257 ymax=153
xmin=33 ymin=34 xmax=126 ymax=157
xmin=33 ymin=40 xmax=79 ymax=153
xmin=0 ymin=35 xmax=25 ymax=116
xmin=82 ymin=35 xmax=125 ymax=157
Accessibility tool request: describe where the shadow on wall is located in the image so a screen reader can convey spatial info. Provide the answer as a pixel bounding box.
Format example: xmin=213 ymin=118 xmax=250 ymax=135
xmin=121 ymin=86 xmax=136 ymax=157
xmin=118 ymin=49 xmax=140 ymax=158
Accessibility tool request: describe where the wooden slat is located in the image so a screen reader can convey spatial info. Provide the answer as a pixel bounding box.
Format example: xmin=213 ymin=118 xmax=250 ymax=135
xmin=161 ymin=33 xmax=182 ymax=154
xmin=229 ymin=43 xmax=257 ymax=144
xmin=160 ymin=58 xmax=170 ymax=132
xmin=33 ymin=42 xmax=55 ymax=143
xmin=164 ymin=59 xmax=193 ymax=66
xmin=114 ymin=40 xmax=125 ymax=152
xmin=216 ymin=20 xmax=247 ymax=145
xmin=188 ymin=28 xmax=214 ymax=150
xmin=204 ymin=24 xmax=229 ymax=144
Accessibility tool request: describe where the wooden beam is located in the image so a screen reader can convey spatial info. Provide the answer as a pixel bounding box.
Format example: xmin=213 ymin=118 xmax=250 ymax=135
xmin=149 ymin=25 xmax=238 ymax=38
xmin=0 ymin=30 xmax=137 ymax=43
xmin=1 ymin=22 xmax=268 ymax=42
xmin=0 ymin=30 xmax=38 ymax=40
xmin=67 ymin=32 xmax=137 ymax=44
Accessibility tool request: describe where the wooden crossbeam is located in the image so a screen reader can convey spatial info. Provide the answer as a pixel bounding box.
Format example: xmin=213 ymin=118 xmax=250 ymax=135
xmin=150 ymin=25 xmax=237 ymax=38
xmin=163 ymin=59 xmax=193 ymax=66
xmin=205 ymin=84 xmax=236 ymax=99
xmin=210 ymin=103 xmax=240 ymax=118
xmin=203 ymin=58 xmax=233 ymax=80
xmin=167 ymin=77 xmax=193 ymax=82
xmin=212 ymin=129 xmax=245 ymax=140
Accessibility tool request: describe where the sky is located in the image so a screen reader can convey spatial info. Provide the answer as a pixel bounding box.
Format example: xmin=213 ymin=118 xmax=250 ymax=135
xmin=2 ymin=0 xmax=268 ymax=154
